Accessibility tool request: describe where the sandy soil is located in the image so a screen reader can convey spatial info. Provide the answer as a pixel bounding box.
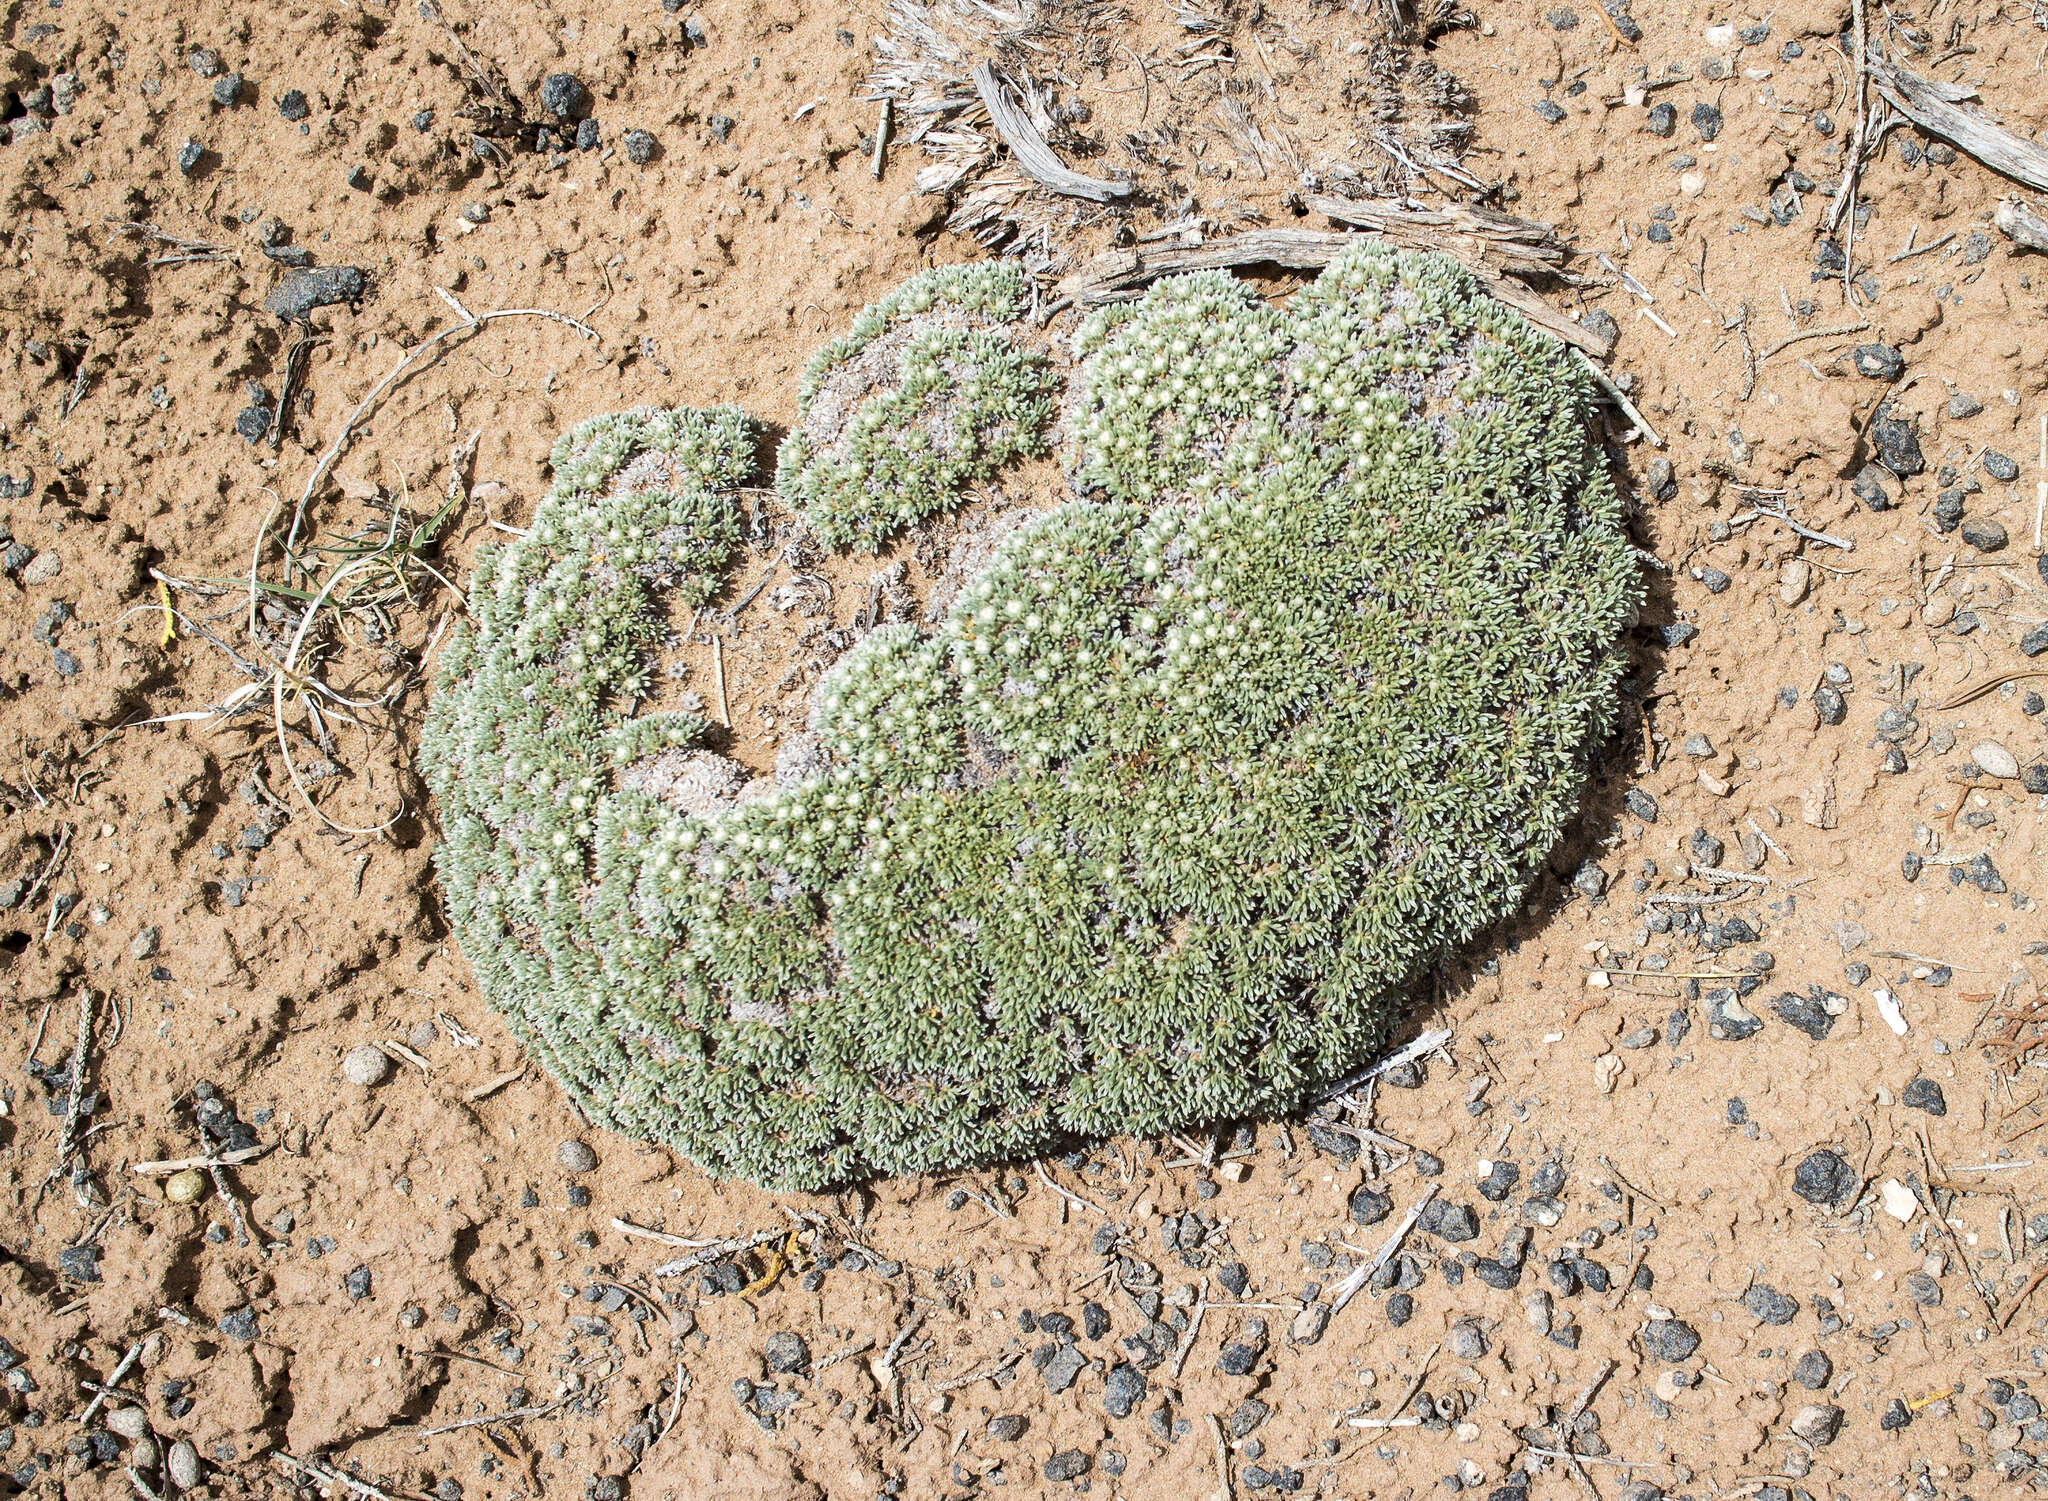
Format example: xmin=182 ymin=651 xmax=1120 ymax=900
xmin=0 ymin=0 xmax=2046 ymax=1496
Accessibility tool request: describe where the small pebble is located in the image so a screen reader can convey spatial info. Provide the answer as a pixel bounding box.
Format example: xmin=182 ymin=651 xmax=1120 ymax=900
xmin=1903 ymin=1271 xmax=1942 ymax=1308
xmin=623 ymin=129 xmax=657 ymax=165
xmin=558 ymin=1140 xmax=599 ymax=1174
xmin=1960 ymin=516 xmax=2009 ymax=553
xmin=1743 ymin=1285 xmax=1798 ymax=1325
xmin=1348 ymin=1185 xmax=1392 ymax=1226
xmin=167 ymin=1439 xmax=202 ymax=1489
xmin=1446 ymin=1322 xmax=1486 ymax=1360
xmin=763 ymin=1331 xmax=809 ymax=1373
xmin=1646 ymin=101 xmax=1675 ymax=137
xmin=166 ymin=1168 xmax=207 ymax=1204
xmin=1044 ymin=1450 xmax=1091 ymax=1482
xmin=1103 ymin=1361 xmax=1146 ymax=1418
xmin=1790 ymin=1404 xmax=1844 ymax=1446
xmin=278 ymin=89 xmax=309 ymax=122
xmin=1973 ymin=741 xmax=2020 ymax=780
xmin=1851 ymin=343 xmax=1905 ymax=381
xmin=1640 ymin=1319 xmax=1700 ymax=1363
xmin=1900 ymin=1077 xmax=1947 ymax=1116
xmin=342 ymin=1044 xmax=391 ymax=1087
xmin=540 ymin=72 xmax=588 ymax=119
xmin=1791 ymin=1349 xmax=1831 ymax=1388
xmin=1983 ymin=448 xmax=2019 ymax=482
xmin=1792 ymin=1149 xmax=1856 ymax=1206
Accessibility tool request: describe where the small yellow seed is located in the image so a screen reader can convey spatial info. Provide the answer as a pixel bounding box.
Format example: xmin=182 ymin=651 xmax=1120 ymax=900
xmin=165 ymin=1169 xmax=207 ymax=1206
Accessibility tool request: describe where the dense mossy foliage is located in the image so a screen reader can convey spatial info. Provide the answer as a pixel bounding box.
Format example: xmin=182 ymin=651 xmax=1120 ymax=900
xmin=424 ymin=244 xmax=1639 ymax=1190
xmin=772 ymin=260 xmax=1056 ymax=552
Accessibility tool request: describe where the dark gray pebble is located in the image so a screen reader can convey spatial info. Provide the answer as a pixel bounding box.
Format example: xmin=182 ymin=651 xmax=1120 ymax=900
xmin=1770 ymin=991 xmax=1834 ymax=1041
xmin=764 ymin=1331 xmax=808 ymax=1373
xmin=1691 ymin=102 xmax=1723 ymax=141
xmin=1040 ymin=1344 xmax=1085 ymax=1392
xmin=278 ymin=89 xmax=309 ymax=122
xmin=1744 ymin=1285 xmax=1797 ymax=1325
xmin=1852 ymin=343 xmax=1904 ymax=381
xmin=1421 ymin=1200 xmax=1479 ymax=1242
xmin=1349 ymin=1185 xmax=1392 ymax=1226
xmin=1646 ymin=102 xmax=1675 ymax=137
xmin=1871 ymin=407 xmax=1925 ymax=476
xmin=1900 ymin=1077 xmax=1946 ymax=1116
xmin=540 ymin=72 xmax=588 ymax=119
xmin=1960 ymin=516 xmax=2008 ymax=552
xmin=1706 ymin=992 xmax=1762 ymax=1041
xmin=263 ymin=265 xmax=366 ymax=322
xmin=623 ymin=129 xmax=657 ymax=165
xmin=217 ymin=1307 xmax=260 ymax=1343
xmin=1984 ymin=448 xmax=2020 ymax=482
xmin=1102 ymin=1362 xmax=1146 ymax=1418
xmin=1640 ymin=1319 xmax=1699 ymax=1362
xmin=1473 ymin=1257 xmax=1521 ymax=1290
xmin=1792 ymin=1148 xmax=1856 ymax=1206
xmin=1218 ymin=1341 xmax=1261 ymax=1377
xmin=1854 ymin=467 xmax=1902 ymax=513
xmin=1478 ymin=1161 xmax=1520 ymax=1202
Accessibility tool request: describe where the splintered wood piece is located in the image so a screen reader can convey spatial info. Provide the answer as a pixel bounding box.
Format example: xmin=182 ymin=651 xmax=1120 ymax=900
xmin=970 ymin=62 xmax=1132 ymax=203
xmin=1874 ymin=62 xmax=2048 ymax=194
